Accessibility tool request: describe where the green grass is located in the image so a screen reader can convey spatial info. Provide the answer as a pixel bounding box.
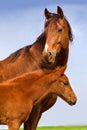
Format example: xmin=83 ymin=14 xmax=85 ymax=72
xmin=36 ymin=126 xmax=87 ymax=130
xmin=3 ymin=126 xmax=87 ymax=130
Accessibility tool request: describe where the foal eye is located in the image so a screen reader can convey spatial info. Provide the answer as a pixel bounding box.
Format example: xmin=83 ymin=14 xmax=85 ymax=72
xmin=63 ymin=81 xmax=68 ymax=86
xmin=58 ymin=28 xmax=62 ymax=33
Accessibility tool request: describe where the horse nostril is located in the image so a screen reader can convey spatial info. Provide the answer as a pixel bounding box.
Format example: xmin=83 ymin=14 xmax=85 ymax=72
xmin=58 ymin=41 xmax=61 ymax=44
xmin=48 ymin=52 xmax=52 ymax=56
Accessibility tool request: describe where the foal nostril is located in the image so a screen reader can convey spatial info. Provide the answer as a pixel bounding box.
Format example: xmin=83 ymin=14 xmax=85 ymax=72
xmin=69 ymin=96 xmax=77 ymax=105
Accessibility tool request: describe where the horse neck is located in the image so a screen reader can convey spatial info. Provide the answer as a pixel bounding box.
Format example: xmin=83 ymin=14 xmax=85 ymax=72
xmin=31 ymin=32 xmax=46 ymax=53
xmin=29 ymin=33 xmax=46 ymax=66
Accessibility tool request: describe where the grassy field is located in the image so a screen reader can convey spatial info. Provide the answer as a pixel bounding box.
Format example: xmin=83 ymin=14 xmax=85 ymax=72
xmin=36 ymin=126 xmax=87 ymax=130
xmin=2 ymin=126 xmax=87 ymax=130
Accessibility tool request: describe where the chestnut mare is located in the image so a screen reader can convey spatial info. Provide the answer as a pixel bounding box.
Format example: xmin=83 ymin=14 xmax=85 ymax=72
xmin=0 ymin=66 xmax=77 ymax=130
xmin=0 ymin=7 xmax=73 ymax=130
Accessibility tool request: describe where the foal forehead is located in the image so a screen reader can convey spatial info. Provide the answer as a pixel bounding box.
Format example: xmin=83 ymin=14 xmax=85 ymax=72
xmin=59 ymin=74 xmax=68 ymax=81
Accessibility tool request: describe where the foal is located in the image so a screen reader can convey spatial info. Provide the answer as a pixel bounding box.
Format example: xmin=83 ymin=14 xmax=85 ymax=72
xmin=0 ymin=66 xmax=77 ymax=130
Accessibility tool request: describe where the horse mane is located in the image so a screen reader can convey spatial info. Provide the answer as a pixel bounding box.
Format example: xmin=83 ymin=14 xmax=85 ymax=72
xmin=36 ymin=32 xmax=46 ymax=43
xmin=64 ymin=17 xmax=73 ymax=42
xmin=9 ymin=48 xmax=23 ymax=61
xmin=4 ymin=45 xmax=31 ymax=63
xmin=3 ymin=32 xmax=46 ymax=63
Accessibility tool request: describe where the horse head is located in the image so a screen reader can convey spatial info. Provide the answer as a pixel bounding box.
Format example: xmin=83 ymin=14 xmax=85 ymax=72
xmin=42 ymin=6 xmax=73 ymax=65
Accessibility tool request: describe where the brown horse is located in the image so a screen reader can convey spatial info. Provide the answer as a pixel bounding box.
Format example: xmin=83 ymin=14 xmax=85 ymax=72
xmin=0 ymin=6 xmax=73 ymax=130
xmin=0 ymin=66 xmax=77 ymax=130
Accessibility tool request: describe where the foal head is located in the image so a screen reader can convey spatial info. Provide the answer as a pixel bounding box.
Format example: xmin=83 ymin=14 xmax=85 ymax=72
xmin=47 ymin=66 xmax=77 ymax=105
xmin=56 ymin=74 xmax=77 ymax=105
xmin=42 ymin=6 xmax=73 ymax=65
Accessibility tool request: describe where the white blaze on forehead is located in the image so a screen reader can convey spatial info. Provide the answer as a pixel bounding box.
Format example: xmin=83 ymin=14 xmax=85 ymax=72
xmin=44 ymin=43 xmax=49 ymax=52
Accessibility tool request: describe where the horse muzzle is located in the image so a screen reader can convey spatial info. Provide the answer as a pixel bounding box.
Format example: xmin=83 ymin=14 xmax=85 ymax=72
xmin=43 ymin=51 xmax=57 ymax=64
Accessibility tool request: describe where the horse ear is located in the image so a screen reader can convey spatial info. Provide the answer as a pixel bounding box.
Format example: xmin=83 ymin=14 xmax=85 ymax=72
xmin=57 ymin=6 xmax=64 ymax=18
xmin=44 ymin=8 xmax=52 ymax=20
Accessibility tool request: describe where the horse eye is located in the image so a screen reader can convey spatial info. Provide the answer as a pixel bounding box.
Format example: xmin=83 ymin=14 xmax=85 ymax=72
xmin=58 ymin=28 xmax=62 ymax=33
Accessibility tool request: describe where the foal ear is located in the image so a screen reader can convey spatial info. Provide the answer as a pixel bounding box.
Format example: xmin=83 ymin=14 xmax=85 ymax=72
xmin=56 ymin=64 xmax=67 ymax=75
xmin=60 ymin=65 xmax=67 ymax=74
xmin=57 ymin=6 xmax=64 ymax=18
xmin=44 ymin=8 xmax=53 ymax=20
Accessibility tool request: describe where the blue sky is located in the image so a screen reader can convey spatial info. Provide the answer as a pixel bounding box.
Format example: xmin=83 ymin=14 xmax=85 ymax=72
xmin=0 ymin=0 xmax=87 ymax=12
xmin=0 ymin=0 xmax=87 ymax=129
